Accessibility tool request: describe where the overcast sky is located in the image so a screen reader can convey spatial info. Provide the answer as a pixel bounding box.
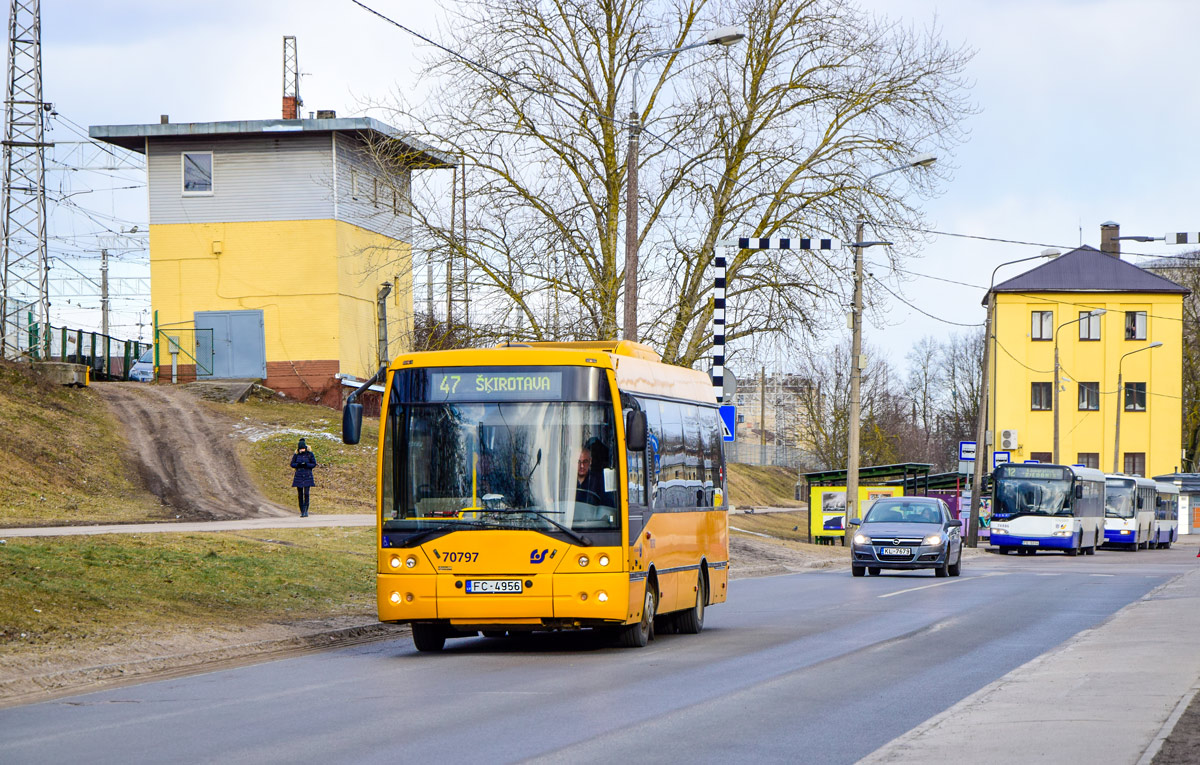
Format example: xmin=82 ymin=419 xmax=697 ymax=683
xmin=37 ymin=0 xmax=1200 ymax=358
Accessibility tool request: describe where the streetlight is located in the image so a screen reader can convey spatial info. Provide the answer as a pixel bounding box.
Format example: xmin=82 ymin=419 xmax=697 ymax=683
xmin=1113 ymin=341 xmax=1162 ymax=473
xmin=1053 ymin=308 xmax=1107 ymax=463
xmin=623 ymin=26 xmax=746 ymax=342
xmin=966 ymin=248 xmax=1060 ymax=548
xmin=843 ymin=153 xmax=937 ymax=530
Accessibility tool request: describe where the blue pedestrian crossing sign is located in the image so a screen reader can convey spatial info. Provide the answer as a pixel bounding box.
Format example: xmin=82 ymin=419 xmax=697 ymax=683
xmin=719 ymin=405 xmax=736 ymax=442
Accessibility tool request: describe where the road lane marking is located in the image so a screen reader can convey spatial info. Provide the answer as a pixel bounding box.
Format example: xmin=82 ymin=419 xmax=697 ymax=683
xmin=1090 ymin=573 xmax=1115 ymax=577
xmin=877 ymin=572 xmax=1005 ymax=599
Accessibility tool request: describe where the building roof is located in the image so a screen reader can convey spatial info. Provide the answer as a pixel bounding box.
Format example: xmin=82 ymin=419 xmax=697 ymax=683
xmin=89 ymin=117 xmax=457 ymax=168
xmin=985 ymin=245 xmax=1190 ymax=305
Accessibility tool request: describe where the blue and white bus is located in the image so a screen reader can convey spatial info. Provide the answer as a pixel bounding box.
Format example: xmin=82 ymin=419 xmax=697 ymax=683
xmin=1152 ymin=481 xmax=1180 ymax=549
xmin=989 ymin=463 xmax=1106 ymax=555
xmin=1104 ymin=475 xmax=1156 ymax=550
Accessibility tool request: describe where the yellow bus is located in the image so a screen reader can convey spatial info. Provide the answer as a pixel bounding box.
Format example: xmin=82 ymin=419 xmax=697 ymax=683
xmin=342 ymin=340 xmax=729 ymax=652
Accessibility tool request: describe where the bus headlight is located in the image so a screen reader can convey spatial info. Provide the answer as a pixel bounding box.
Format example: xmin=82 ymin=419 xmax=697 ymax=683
xmin=389 ymin=556 xmax=401 ymax=568
xmin=599 ymin=555 xmax=610 ymax=567
xmin=389 ymin=592 xmax=401 ymax=604
xmin=578 ymin=555 xmax=590 ymax=567
xmin=597 ymin=591 xmax=609 ymax=602
xmin=406 ymin=556 xmax=417 ymax=568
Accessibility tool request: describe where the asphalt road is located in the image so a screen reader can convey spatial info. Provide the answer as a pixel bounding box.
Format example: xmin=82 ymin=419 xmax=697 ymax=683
xmin=1 ymin=546 xmax=1194 ymax=765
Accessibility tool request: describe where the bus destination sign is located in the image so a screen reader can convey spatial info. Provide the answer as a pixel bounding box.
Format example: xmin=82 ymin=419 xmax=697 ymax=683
xmin=1000 ymin=465 xmax=1069 ymax=481
xmin=429 ymin=371 xmax=564 ymax=401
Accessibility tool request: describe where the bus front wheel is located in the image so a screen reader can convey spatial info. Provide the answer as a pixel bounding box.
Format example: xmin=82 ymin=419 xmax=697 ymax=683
xmin=619 ymin=581 xmax=657 ymax=648
xmin=412 ymin=623 xmax=446 ymax=653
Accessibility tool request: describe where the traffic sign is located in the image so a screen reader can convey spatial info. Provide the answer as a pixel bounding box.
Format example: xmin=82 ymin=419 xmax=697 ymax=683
xmin=718 ymin=405 xmax=736 ymax=442
xmin=958 ymin=441 xmax=977 ymax=461
xmin=993 ymin=451 xmax=1011 ymax=468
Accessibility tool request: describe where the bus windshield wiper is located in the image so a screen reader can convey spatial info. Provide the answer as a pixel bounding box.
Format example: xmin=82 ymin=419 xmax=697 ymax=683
xmin=395 ymin=520 xmax=493 ymax=548
xmin=488 ymin=508 xmax=593 ymax=547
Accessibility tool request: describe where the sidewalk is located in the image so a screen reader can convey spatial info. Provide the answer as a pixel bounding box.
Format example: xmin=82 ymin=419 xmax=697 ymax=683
xmin=859 ymin=561 xmax=1200 ymax=765
xmin=0 ymin=514 xmax=376 ymax=538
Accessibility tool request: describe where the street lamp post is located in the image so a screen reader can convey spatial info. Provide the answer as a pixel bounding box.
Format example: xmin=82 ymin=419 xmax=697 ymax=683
xmin=623 ymin=26 xmax=745 ymax=342
xmin=1113 ymin=341 xmax=1162 ymax=473
xmin=1053 ymin=308 xmax=1107 ymax=464
xmin=842 ymin=151 xmax=936 ymax=529
xmin=966 ymin=249 xmax=1060 ymax=548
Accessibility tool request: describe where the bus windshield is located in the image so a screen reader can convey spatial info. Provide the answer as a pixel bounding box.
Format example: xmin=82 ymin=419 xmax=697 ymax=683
xmin=1105 ymin=481 xmax=1136 ymax=518
xmin=994 ymin=476 xmax=1072 ymax=517
xmin=383 ymin=400 xmax=619 ymax=538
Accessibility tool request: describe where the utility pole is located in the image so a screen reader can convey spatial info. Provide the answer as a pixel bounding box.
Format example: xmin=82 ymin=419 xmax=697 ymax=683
xmin=1 ymin=0 xmax=51 ymax=358
xmin=845 ymin=218 xmax=865 ymax=526
xmin=623 ymin=108 xmax=639 ymax=342
xmin=100 ymin=248 xmax=108 ymax=337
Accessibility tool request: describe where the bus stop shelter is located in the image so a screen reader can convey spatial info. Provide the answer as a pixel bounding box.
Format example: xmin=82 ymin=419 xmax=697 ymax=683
xmin=798 ymin=463 xmax=933 ymax=544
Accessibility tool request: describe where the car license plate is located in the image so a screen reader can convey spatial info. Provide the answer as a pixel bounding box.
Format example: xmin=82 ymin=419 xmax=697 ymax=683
xmin=465 ymin=579 xmax=523 ymax=594
xmin=881 ymin=547 xmax=910 ymax=556
xmin=1021 ymin=540 xmax=1039 ymax=546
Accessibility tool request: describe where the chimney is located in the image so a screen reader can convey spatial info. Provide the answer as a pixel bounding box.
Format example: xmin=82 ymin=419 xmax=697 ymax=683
xmin=1100 ymin=221 xmax=1120 ymax=257
xmin=282 ymin=96 xmax=299 ymax=120
xmin=160 ymin=114 xmax=169 ymax=124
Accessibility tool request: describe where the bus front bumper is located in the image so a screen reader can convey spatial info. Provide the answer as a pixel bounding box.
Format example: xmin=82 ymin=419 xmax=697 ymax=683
xmin=377 ymin=571 xmax=631 ymax=625
xmin=988 ymin=532 xmax=1075 ymax=550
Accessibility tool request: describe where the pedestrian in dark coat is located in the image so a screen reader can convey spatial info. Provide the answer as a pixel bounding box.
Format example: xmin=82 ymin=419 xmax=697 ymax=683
xmin=290 ymin=438 xmax=317 ymax=517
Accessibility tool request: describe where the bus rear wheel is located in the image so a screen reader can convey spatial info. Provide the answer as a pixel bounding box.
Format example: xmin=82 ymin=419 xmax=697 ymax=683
xmin=676 ymin=573 xmax=706 ymax=634
xmin=412 ymin=623 xmax=446 ymax=653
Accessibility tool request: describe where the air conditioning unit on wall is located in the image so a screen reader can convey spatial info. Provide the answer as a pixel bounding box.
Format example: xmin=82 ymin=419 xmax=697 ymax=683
xmin=1000 ymin=429 xmax=1019 ymax=450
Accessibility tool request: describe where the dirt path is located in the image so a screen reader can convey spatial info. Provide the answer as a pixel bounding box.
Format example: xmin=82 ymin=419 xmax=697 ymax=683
xmin=95 ymin=383 xmax=291 ymax=520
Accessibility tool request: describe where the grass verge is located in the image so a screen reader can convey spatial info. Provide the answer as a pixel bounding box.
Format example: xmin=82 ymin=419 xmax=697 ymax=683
xmin=726 ymin=463 xmax=804 ymax=508
xmin=0 ymin=361 xmax=164 ymax=527
xmin=0 ymin=527 xmax=376 ymax=651
xmin=201 ymin=391 xmax=379 ymax=515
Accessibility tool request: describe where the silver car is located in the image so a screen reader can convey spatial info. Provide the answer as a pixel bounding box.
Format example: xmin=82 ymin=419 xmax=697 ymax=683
xmin=848 ymin=497 xmax=963 ymax=577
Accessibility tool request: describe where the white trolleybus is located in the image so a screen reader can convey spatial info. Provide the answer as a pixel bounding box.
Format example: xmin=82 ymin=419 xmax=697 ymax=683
xmin=989 ymin=463 xmax=1106 ymax=556
xmin=1152 ymin=481 xmax=1180 ymax=549
xmin=1103 ymin=474 xmax=1157 ymax=550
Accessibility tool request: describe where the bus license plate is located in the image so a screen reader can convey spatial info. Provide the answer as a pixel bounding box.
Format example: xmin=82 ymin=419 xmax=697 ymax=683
xmin=882 ymin=547 xmax=910 ymax=556
xmin=1021 ymin=540 xmax=1039 ymax=546
xmin=465 ymin=579 xmax=523 ymax=594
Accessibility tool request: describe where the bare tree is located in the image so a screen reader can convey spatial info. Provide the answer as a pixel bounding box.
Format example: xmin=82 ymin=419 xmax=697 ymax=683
xmin=1146 ymin=253 xmax=1199 ymax=471
xmin=377 ymin=0 xmax=972 ymax=363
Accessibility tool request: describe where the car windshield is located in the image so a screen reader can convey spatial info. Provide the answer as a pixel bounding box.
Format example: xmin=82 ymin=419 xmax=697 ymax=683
xmin=382 ymin=400 xmax=619 ymax=537
xmin=863 ymin=501 xmax=942 ymax=524
xmin=138 ymin=349 xmax=153 ymax=363
xmin=994 ymin=476 xmax=1072 ymax=516
xmin=1105 ymin=481 xmax=1135 ymax=518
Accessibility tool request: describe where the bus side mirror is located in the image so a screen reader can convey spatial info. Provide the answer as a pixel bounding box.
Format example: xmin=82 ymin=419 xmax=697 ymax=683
xmin=1075 ymin=484 xmax=1084 ymax=499
xmin=626 ymin=410 xmax=647 ymax=451
xmin=343 ymin=403 xmax=364 ymax=445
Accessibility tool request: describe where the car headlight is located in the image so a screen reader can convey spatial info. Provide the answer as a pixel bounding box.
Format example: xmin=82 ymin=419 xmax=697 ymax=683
xmin=853 ymin=533 xmax=870 ymax=545
xmin=924 ymin=534 xmax=943 ymax=546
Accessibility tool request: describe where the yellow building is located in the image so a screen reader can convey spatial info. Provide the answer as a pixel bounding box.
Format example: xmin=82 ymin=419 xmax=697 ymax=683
xmin=987 ymin=236 xmax=1189 ymax=477
xmin=90 ymin=116 xmax=452 ymax=405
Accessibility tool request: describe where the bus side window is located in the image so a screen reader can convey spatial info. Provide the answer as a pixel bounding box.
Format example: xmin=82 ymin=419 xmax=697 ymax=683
xmin=659 ymin=401 xmax=685 ymax=508
xmin=621 ymin=393 xmax=646 ymax=508
xmin=709 ymin=408 xmax=725 ymax=507
xmin=641 ymin=398 xmax=663 ymax=511
xmin=682 ymin=404 xmax=704 ymax=507
xmin=696 ymin=406 xmax=715 ymax=507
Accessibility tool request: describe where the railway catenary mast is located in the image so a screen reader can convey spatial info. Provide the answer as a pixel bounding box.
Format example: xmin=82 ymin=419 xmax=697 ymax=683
xmin=0 ymin=0 xmax=50 ymax=358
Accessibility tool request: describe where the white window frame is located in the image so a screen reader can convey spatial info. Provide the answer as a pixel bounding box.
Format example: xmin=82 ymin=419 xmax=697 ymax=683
xmin=1031 ymin=311 xmax=1053 ymax=340
xmin=181 ymin=151 xmax=214 ymax=196
xmin=1125 ymin=310 xmax=1147 ymax=341
xmin=1078 ymin=310 xmax=1101 ymax=341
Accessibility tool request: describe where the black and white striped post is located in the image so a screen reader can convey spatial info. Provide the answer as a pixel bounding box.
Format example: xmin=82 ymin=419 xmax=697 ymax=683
xmin=712 ymin=236 xmax=838 ymax=402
